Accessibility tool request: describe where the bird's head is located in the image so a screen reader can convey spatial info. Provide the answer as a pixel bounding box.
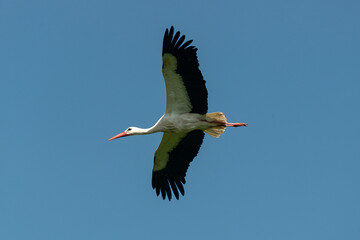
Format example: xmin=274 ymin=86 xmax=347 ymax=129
xmin=108 ymin=127 xmax=142 ymax=141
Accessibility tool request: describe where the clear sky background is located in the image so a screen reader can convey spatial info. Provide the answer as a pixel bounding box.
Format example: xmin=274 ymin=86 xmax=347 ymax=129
xmin=1 ymin=0 xmax=359 ymax=239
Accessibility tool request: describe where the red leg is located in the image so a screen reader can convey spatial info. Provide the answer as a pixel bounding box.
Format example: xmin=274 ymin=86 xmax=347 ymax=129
xmin=226 ymin=122 xmax=248 ymax=127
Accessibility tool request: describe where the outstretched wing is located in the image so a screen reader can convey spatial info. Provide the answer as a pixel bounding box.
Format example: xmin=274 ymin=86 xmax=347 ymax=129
xmin=162 ymin=26 xmax=208 ymax=114
xmin=152 ymin=130 xmax=205 ymax=200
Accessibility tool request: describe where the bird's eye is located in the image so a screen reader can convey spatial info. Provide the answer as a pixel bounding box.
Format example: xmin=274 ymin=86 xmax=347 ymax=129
xmin=127 ymin=128 xmax=132 ymax=131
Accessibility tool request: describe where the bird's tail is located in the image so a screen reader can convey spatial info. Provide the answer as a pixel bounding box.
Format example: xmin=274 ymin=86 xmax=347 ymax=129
xmin=204 ymin=112 xmax=227 ymax=138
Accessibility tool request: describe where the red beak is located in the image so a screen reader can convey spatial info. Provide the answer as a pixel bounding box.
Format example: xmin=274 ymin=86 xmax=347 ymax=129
xmin=108 ymin=131 xmax=128 ymax=141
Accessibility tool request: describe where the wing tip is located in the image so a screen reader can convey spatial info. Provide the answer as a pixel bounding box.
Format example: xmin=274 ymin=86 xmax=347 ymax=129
xmin=152 ymin=170 xmax=186 ymax=201
xmin=163 ymin=26 xmax=194 ymax=55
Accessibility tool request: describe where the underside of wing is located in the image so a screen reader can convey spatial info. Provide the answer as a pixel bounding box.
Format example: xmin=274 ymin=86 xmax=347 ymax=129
xmin=152 ymin=130 xmax=205 ymax=200
xmin=162 ymin=26 xmax=208 ymax=114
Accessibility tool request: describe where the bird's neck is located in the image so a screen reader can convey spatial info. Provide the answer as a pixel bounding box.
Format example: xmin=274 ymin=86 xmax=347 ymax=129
xmin=136 ymin=115 xmax=164 ymax=135
xmin=136 ymin=126 xmax=160 ymax=135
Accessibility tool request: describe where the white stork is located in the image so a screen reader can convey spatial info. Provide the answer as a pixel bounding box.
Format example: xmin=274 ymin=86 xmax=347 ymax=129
xmin=109 ymin=26 xmax=247 ymax=200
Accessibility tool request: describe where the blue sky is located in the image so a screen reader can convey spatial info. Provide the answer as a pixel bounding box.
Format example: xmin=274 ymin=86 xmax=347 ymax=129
xmin=1 ymin=0 xmax=359 ymax=239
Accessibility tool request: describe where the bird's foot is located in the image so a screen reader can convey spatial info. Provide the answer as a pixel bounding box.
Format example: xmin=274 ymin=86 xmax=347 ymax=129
xmin=226 ymin=122 xmax=248 ymax=127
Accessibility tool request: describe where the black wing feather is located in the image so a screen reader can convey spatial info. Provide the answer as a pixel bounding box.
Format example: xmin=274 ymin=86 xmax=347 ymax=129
xmin=162 ymin=26 xmax=208 ymax=114
xmin=152 ymin=130 xmax=205 ymax=200
xmin=174 ymin=35 xmax=185 ymax=49
xmin=169 ymin=178 xmax=179 ymax=200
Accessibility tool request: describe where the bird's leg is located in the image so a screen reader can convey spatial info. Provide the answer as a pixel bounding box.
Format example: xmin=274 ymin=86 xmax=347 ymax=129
xmin=226 ymin=122 xmax=248 ymax=127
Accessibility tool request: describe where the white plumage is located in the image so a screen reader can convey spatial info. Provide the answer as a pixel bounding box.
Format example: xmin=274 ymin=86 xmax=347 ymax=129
xmin=109 ymin=26 xmax=247 ymax=200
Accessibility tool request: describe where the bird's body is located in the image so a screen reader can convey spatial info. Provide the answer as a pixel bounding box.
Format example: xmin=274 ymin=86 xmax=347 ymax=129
xmin=153 ymin=113 xmax=224 ymax=133
xmin=109 ymin=26 xmax=247 ymax=200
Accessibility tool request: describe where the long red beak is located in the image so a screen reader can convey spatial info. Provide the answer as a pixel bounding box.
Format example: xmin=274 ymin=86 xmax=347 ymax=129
xmin=108 ymin=131 xmax=128 ymax=141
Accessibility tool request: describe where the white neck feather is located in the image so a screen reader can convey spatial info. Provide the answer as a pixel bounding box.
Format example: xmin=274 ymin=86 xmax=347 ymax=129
xmin=129 ymin=115 xmax=165 ymax=135
xmin=130 ymin=125 xmax=160 ymax=135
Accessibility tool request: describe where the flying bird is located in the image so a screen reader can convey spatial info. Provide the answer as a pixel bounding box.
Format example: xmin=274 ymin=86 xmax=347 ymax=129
xmin=109 ymin=26 xmax=247 ymax=200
